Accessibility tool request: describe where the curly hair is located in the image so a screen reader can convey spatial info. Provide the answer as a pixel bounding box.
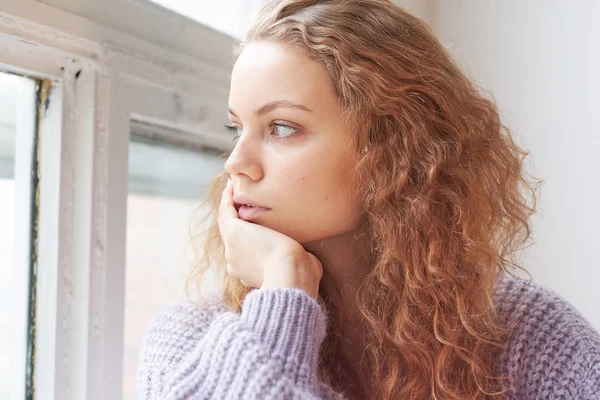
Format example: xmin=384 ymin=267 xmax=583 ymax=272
xmin=187 ymin=1 xmax=542 ymax=399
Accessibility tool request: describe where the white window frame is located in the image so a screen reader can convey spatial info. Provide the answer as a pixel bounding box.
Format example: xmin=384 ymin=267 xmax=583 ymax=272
xmin=0 ymin=1 xmax=234 ymax=399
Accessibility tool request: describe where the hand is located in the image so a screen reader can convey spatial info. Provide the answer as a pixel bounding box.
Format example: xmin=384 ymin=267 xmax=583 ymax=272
xmin=218 ymin=179 xmax=323 ymax=299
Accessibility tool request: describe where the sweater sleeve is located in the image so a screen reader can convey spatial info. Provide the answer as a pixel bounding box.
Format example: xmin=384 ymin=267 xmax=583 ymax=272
xmin=136 ymin=287 xmax=346 ymax=400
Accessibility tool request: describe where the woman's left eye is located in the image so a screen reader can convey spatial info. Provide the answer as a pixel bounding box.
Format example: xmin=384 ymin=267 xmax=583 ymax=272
xmin=271 ymin=123 xmax=297 ymax=139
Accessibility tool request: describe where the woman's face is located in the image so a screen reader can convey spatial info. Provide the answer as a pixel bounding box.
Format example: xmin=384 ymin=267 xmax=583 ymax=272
xmin=225 ymin=41 xmax=361 ymax=245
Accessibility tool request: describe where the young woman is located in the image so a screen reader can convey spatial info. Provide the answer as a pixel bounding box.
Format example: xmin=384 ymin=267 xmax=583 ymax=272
xmin=136 ymin=1 xmax=600 ymax=399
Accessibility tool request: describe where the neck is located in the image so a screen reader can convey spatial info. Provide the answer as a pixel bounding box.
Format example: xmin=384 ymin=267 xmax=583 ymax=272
xmin=303 ymin=228 xmax=373 ymax=335
xmin=304 ymin=229 xmax=373 ymax=397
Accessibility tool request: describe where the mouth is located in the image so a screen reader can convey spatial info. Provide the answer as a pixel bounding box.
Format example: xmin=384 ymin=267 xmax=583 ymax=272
xmin=234 ymin=201 xmax=271 ymax=211
xmin=233 ymin=194 xmax=270 ymax=211
xmin=232 ymin=193 xmax=271 ymax=220
xmin=235 ymin=202 xmax=266 ymax=210
xmin=235 ymin=203 xmax=271 ymax=221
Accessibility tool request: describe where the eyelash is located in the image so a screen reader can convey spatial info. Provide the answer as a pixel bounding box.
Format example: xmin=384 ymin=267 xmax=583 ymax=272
xmin=223 ymin=125 xmax=239 ymax=142
xmin=224 ymin=123 xmax=298 ymax=142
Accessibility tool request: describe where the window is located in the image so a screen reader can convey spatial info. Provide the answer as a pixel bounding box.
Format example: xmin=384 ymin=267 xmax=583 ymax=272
xmin=122 ymin=133 xmax=225 ymax=399
xmin=0 ymin=71 xmax=38 ymax=399
xmin=146 ymin=0 xmax=269 ymax=38
xmin=1 ymin=1 xmax=238 ymax=397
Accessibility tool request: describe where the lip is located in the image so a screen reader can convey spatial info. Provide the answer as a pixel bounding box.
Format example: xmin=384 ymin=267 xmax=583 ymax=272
xmin=232 ymin=194 xmax=270 ymax=210
xmin=232 ymin=194 xmax=271 ymax=221
xmin=237 ymin=205 xmax=270 ymax=221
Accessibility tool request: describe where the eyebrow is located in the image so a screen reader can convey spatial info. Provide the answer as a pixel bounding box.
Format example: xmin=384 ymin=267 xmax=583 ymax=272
xmin=228 ymin=100 xmax=313 ymax=118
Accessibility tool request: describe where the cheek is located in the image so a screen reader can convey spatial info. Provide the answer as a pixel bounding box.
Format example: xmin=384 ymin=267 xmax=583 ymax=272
xmin=272 ymin=154 xmax=360 ymax=241
xmin=316 ymin=170 xmax=360 ymax=229
xmin=276 ymin=152 xmax=348 ymax=207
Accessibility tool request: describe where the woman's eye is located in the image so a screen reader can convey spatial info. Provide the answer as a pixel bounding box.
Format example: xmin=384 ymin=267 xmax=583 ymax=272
xmin=225 ymin=123 xmax=297 ymax=142
xmin=224 ymin=125 xmax=241 ymax=142
xmin=272 ymin=123 xmax=297 ymax=139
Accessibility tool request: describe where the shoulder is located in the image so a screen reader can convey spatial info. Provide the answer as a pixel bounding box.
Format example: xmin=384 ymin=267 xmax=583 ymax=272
xmin=495 ymin=273 xmax=599 ymax=343
xmin=496 ymin=273 xmax=600 ymax=398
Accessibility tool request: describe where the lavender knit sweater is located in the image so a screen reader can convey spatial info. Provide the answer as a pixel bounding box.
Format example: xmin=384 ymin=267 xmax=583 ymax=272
xmin=136 ymin=274 xmax=600 ymax=399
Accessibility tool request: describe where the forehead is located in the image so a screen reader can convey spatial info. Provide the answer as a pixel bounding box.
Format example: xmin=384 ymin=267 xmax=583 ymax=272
xmin=229 ymin=41 xmax=335 ymax=111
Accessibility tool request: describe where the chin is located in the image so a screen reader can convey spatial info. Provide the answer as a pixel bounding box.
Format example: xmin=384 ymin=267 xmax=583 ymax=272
xmin=257 ymin=213 xmax=358 ymax=245
xmin=255 ymin=218 xmax=315 ymax=244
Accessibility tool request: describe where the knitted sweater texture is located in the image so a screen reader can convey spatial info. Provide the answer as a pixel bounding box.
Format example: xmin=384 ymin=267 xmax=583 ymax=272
xmin=136 ymin=274 xmax=600 ymax=399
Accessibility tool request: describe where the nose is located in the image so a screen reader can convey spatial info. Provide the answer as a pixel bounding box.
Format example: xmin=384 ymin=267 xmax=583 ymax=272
xmin=224 ymin=132 xmax=264 ymax=182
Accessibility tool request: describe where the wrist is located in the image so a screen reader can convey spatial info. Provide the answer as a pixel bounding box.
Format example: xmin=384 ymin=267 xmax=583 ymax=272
xmin=263 ymin=250 xmax=322 ymax=299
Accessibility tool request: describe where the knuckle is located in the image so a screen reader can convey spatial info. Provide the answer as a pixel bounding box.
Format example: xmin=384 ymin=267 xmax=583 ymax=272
xmin=240 ymin=279 xmax=251 ymax=288
xmin=223 ymin=229 xmax=234 ymax=244
xmin=226 ymin=263 xmax=236 ymax=276
xmin=224 ymin=226 xmax=238 ymax=243
xmin=219 ymin=224 xmax=233 ymax=242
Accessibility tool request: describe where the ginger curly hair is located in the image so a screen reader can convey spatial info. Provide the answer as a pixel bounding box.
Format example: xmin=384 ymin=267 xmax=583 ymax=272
xmin=187 ymin=1 xmax=542 ymax=398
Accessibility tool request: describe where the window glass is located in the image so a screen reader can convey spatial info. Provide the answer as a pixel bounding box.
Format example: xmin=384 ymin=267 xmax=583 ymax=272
xmin=146 ymin=0 xmax=269 ymax=38
xmin=122 ymin=134 xmax=225 ymax=399
xmin=0 ymin=71 xmax=37 ymax=399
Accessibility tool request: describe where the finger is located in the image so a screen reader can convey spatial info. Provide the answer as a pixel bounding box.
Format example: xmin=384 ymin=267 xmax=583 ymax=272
xmin=240 ymin=279 xmax=253 ymax=288
xmin=218 ymin=179 xmax=238 ymax=235
xmin=227 ymin=263 xmax=257 ymax=287
xmin=306 ymin=251 xmax=324 ymax=281
xmin=220 ymin=179 xmax=237 ymax=217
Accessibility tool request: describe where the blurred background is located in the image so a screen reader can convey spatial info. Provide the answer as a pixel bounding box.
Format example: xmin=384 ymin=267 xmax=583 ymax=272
xmin=1 ymin=1 xmax=598 ymax=399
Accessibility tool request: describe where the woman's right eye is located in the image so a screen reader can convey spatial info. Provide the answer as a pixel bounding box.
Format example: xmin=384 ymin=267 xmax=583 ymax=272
xmin=224 ymin=125 xmax=241 ymax=142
